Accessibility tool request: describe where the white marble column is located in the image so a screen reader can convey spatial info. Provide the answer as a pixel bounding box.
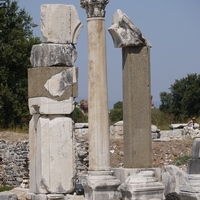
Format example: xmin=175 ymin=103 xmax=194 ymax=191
xmin=80 ymin=1 xmax=120 ymax=199
xmin=87 ymin=17 xmax=110 ymax=171
xmin=80 ymin=0 xmax=110 ymax=172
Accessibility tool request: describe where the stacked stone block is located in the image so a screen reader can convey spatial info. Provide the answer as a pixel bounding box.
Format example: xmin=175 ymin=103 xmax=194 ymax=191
xmin=180 ymin=138 xmax=200 ymax=199
xmin=28 ymin=4 xmax=82 ymax=199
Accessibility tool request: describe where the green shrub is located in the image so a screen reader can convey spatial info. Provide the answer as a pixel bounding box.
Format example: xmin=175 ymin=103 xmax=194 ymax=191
xmin=151 ymin=108 xmax=188 ymax=130
xmin=109 ymin=108 xmax=123 ymax=125
xmin=72 ymin=107 xmax=88 ymax=123
xmin=173 ymin=154 xmax=191 ymax=166
xmin=0 ymin=186 xmax=13 ymax=192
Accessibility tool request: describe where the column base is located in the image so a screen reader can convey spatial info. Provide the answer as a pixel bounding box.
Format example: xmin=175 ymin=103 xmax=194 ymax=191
xmin=180 ymin=174 xmax=200 ymax=200
xmin=113 ymin=168 xmax=164 ymax=200
xmin=83 ymin=171 xmax=121 ymax=200
xmin=26 ymin=193 xmax=85 ymax=200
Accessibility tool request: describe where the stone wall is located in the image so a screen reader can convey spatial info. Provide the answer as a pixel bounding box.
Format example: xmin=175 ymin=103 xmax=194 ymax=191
xmin=0 ymin=139 xmax=88 ymax=188
xmin=0 ymin=131 xmax=89 ymax=188
xmin=0 ymin=123 xmax=194 ymax=188
xmin=0 ymin=140 xmax=29 ymax=187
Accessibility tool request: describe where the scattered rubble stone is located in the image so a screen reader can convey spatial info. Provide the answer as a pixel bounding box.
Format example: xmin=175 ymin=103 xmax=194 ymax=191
xmin=0 ymin=136 xmax=29 ymax=187
xmin=0 ymin=132 xmax=194 ymax=188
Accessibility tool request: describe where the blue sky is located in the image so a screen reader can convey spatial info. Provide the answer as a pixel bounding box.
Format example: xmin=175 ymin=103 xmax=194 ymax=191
xmin=18 ymin=0 xmax=200 ymax=108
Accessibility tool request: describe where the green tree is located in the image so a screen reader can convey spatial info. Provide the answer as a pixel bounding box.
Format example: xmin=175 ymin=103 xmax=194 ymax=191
xmin=0 ymin=0 xmax=41 ymax=128
xmin=109 ymin=101 xmax=123 ymax=125
xmin=159 ymin=92 xmax=172 ymax=113
xmin=159 ymin=74 xmax=200 ymax=118
xmin=72 ymin=107 xmax=88 ymax=123
xmin=113 ymin=101 xmax=123 ymax=109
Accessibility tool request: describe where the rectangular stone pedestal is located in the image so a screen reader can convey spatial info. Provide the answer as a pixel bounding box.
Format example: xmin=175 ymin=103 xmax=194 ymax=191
xmin=26 ymin=193 xmax=85 ymax=200
xmin=29 ymin=116 xmax=75 ymax=194
xmin=180 ymin=175 xmax=200 ymax=200
xmin=113 ymin=168 xmax=162 ymax=183
xmin=83 ymin=171 xmax=121 ymax=200
xmin=188 ymin=159 xmax=200 ymax=174
xmin=113 ymin=168 xmax=164 ymax=200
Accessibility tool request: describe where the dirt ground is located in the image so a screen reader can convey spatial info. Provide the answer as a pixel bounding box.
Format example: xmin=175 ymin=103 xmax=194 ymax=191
xmin=110 ymin=138 xmax=193 ymax=170
xmin=0 ymin=131 xmax=194 ymax=170
xmin=0 ymin=131 xmax=29 ymax=144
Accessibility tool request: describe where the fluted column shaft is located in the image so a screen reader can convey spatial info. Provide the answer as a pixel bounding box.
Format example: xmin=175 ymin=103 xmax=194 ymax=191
xmin=80 ymin=0 xmax=110 ymax=171
xmin=87 ymin=18 xmax=110 ymax=171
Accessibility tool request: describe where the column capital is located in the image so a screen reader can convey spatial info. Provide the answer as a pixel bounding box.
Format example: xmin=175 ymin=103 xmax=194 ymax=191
xmin=108 ymin=9 xmax=151 ymax=48
xmin=80 ymin=0 xmax=109 ymax=18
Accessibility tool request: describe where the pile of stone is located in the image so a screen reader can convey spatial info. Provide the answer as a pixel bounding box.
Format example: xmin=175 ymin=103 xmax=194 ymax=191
xmin=76 ymin=139 xmax=89 ymax=178
xmin=0 ymin=135 xmax=89 ymax=189
xmin=74 ymin=123 xmax=89 ymax=139
xmin=0 ymin=140 xmax=29 ymax=187
xmin=75 ymin=122 xmax=161 ymax=140
xmin=179 ymin=138 xmax=200 ymax=199
xmin=160 ymin=123 xmax=200 ymax=141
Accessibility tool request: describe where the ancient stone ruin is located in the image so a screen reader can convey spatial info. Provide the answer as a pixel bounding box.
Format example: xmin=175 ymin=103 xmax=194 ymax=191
xmin=80 ymin=0 xmax=121 ymax=199
xmin=1 ymin=1 xmax=200 ymax=200
xmin=180 ymin=138 xmax=200 ymax=199
xmin=0 ymin=140 xmax=29 ymax=187
xmin=27 ymin=4 xmax=83 ymax=199
xmin=109 ymin=9 xmax=164 ymax=199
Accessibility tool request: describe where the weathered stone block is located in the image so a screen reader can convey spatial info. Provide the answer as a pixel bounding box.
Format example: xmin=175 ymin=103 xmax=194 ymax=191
xmin=187 ymin=139 xmax=200 ymax=174
xmin=108 ymin=9 xmax=151 ymax=48
xmin=188 ymin=159 xmax=200 ymax=174
xmin=83 ymin=171 xmax=121 ymax=200
xmin=26 ymin=193 xmax=85 ymax=200
xmin=180 ymin=140 xmax=200 ymax=199
xmin=29 ymin=116 xmax=75 ymax=194
xmin=28 ymin=67 xmax=78 ymax=100
xmin=162 ymin=165 xmax=188 ymax=195
xmin=180 ymin=175 xmax=200 ymax=200
xmin=75 ymin=126 xmax=89 ymax=139
xmin=168 ymin=129 xmax=183 ymax=139
xmin=29 ymin=115 xmax=39 ymax=193
xmin=29 ymin=97 xmax=74 ymax=115
xmin=110 ymin=121 xmax=123 ymax=140
xmin=180 ymin=193 xmax=200 ymax=200
xmin=26 ymin=193 xmax=47 ymax=200
xmin=41 ymin=4 xmax=83 ymax=44
xmin=113 ymin=168 xmax=162 ymax=184
xmin=122 ymin=46 xmax=152 ymax=168
xmin=64 ymin=195 xmax=85 ymax=200
xmin=30 ymin=44 xmax=77 ymax=67
xmin=47 ymin=194 xmax=65 ymax=200
xmin=169 ymin=124 xmax=187 ymax=129
xmin=0 ymin=192 xmax=18 ymax=200
xmin=191 ymin=139 xmax=200 ymax=159
xmin=118 ymin=170 xmax=164 ymax=200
